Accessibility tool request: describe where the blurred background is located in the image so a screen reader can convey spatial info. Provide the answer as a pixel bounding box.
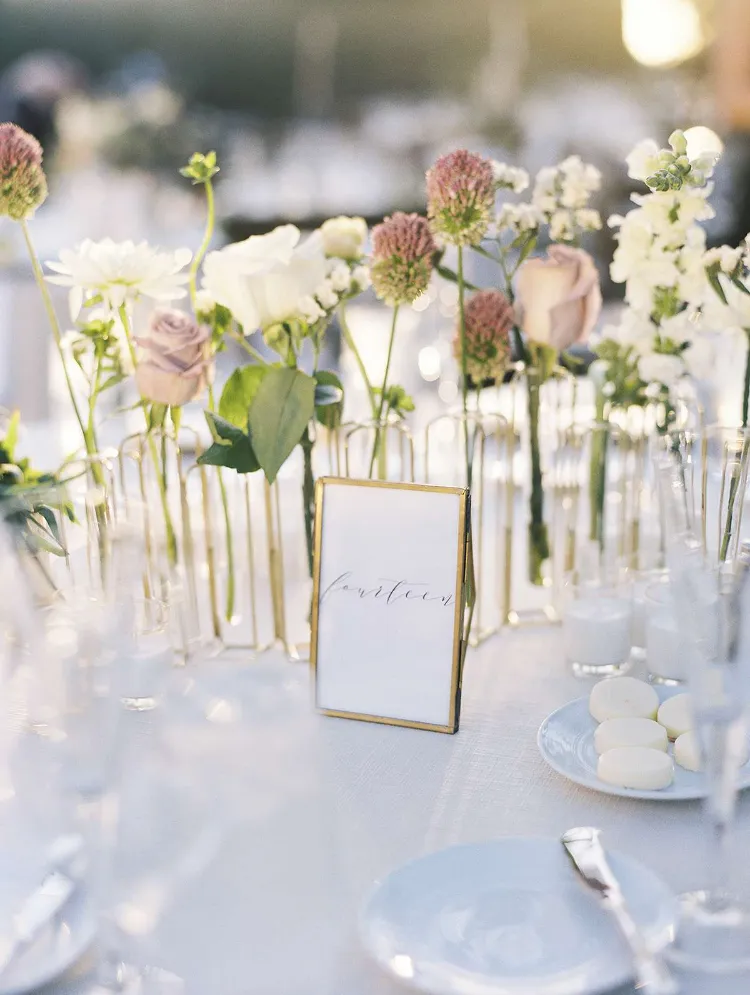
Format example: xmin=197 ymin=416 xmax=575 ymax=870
xmin=0 ymin=0 xmax=745 ymax=434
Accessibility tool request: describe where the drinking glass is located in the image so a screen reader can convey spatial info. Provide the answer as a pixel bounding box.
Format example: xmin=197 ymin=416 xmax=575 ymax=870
xmin=657 ymin=451 xmax=750 ymax=973
xmin=643 ymin=578 xmax=686 ymax=685
xmin=562 ymin=553 xmax=633 ymax=678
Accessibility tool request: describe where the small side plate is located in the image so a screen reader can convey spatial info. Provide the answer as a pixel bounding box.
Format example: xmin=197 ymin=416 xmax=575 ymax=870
xmin=538 ymin=688 xmax=750 ymax=801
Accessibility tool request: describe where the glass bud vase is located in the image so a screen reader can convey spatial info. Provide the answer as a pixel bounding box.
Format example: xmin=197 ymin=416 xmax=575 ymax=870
xmin=422 ymin=405 xmax=510 ymax=644
xmin=496 ymin=364 xmax=581 ymax=626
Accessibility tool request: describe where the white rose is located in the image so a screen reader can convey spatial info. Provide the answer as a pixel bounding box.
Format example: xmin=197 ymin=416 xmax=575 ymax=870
xmin=637 ymin=352 xmax=685 ymax=387
xmin=202 ymin=225 xmax=327 ymax=332
xmin=320 ymin=216 xmax=367 ymax=260
xmin=626 ymin=139 xmax=661 ymax=182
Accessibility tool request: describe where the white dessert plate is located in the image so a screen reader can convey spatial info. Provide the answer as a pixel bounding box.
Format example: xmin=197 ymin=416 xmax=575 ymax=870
xmin=538 ymin=687 xmax=750 ymax=800
xmin=360 ymin=838 xmax=676 ymax=995
xmin=0 ymin=843 xmax=95 ymax=995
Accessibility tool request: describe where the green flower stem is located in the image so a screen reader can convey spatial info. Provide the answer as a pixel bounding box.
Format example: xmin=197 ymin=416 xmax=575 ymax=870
xmin=188 ymin=178 xmax=215 ymax=303
xmin=339 ymin=301 xmax=377 ymax=417
xmin=719 ymin=332 xmax=750 ymax=561
xmin=527 ymin=366 xmax=550 ymax=585
xmin=187 ymin=176 xmax=235 ymax=622
xmin=20 ymin=220 xmax=92 ymax=457
xmin=301 ymin=426 xmax=316 ymax=578
xmin=456 ymin=246 xmax=473 ymax=492
xmin=589 ymin=389 xmax=608 ymax=547
xmin=118 ymin=306 xmax=178 ymax=565
xmin=207 ymin=383 xmax=235 ymax=622
xmin=228 ymin=329 xmax=270 ymax=366
xmin=368 ymin=304 xmax=399 ymax=479
xmin=743 ymin=330 xmax=750 ymax=430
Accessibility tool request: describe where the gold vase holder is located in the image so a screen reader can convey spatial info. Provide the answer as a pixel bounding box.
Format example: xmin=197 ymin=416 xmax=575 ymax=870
xmin=422 ymin=408 xmax=510 ymax=645
xmin=341 ymin=418 xmax=416 ymax=482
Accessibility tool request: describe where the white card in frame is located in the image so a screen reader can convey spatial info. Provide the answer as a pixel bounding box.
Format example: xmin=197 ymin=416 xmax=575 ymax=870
xmin=310 ymin=477 xmax=473 ymax=734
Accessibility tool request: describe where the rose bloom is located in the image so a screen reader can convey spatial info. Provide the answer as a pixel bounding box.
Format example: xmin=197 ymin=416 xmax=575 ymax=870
xmin=135 ymin=308 xmax=211 ymax=407
xmin=516 ymin=245 xmax=602 ymax=351
xmin=455 ymin=288 xmax=514 ymax=384
xmin=202 ymin=224 xmax=327 ymax=332
xmin=320 ymin=216 xmax=367 ymax=260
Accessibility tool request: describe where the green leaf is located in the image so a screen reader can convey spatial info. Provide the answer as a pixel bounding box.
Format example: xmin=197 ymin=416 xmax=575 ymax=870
xmin=707 ymin=264 xmax=729 ymax=306
xmin=205 ymin=411 xmax=246 ymax=444
xmin=436 ymin=265 xmax=481 ymax=292
xmin=248 ymin=367 xmax=316 ymax=483
xmin=148 ymin=403 xmax=168 ymax=431
xmin=514 ymin=234 xmax=538 ymax=266
xmin=218 ymin=365 xmax=267 ymax=432
xmin=96 ymin=373 xmax=126 ymax=395
xmin=471 ymin=243 xmax=501 ymax=263
xmin=731 ymin=274 xmax=750 ymax=298
xmin=198 ymin=437 xmax=259 ymax=474
xmin=3 ymin=410 xmax=19 ymax=461
xmin=314 ymin=371 xmax=344 ymax=429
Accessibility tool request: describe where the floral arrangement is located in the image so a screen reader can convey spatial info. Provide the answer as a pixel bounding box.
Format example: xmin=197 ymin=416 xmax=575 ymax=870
xmin=6 ymin=111 xmax=750 ymax=630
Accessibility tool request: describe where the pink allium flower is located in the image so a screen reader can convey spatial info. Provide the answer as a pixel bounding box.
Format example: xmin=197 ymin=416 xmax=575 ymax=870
xmin=455 ymin=288 xmax=514 ymax=384
xmin=0 ymin=123 xmax=48 ymax=221
xmin=426 ymin=149 xmax=496 ymax=246
xmin=369 ymin=211 xmax=436 ymax=306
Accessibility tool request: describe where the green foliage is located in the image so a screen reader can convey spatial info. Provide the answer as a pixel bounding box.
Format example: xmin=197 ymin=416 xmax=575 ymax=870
xmin=248 ymin=367 xmax=316 ymax=484
xmin=218 ymin=365 xmax=266 ymax=432
xmin=198 ymin=412 xmax=259 ymax=474
xmin=374 ymin=383 xmax=415 ymax=419
xmin=313 ymin=371 xmax=344 ymax=429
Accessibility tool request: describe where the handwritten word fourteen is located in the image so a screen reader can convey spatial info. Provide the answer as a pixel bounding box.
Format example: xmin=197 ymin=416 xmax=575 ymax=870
xmin=322 ymin=572 xmax=455 ymax=607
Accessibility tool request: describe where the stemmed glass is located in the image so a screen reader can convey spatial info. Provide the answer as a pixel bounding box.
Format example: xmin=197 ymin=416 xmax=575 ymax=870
xmin=656 ymin=451 xmax=750 ymax=973
xmin=1 ymin=519 xmax=229 ymax=994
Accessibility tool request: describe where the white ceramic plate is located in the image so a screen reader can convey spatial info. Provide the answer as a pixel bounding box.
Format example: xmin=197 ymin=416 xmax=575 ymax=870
xmin=538 ymin=687 xmax=750 ymax=801
xmin=360 ymin=838 xmax=676 ymax=995
xmin=0 ymin=848 xmax=95 ymax=995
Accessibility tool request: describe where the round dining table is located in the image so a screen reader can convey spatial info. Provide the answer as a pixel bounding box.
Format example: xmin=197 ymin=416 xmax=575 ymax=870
xmin=20 ymin=621 xmax=750 ymax=995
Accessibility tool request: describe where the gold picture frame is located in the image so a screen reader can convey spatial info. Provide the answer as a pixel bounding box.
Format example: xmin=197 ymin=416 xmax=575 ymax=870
xmin=310 ymin=477 xmax=474 ymax=734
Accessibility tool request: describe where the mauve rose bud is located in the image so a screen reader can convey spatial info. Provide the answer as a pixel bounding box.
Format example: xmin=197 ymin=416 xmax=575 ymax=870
xmin=134 ymin=307 xmax=211 ymax=407
xmin=516 ymin=245 xmax=602 ymax=351
xmin=0 ymin=122 xmax=48 ymax=221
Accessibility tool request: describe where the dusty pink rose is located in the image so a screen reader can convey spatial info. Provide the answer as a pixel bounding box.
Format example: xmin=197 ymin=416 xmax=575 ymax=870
xmin=135 ymin=308 xmax=211 ymax=407
xmin=0 ymin=122 xmax=48 ymax=220
xmin=515 ymin=245 xmax=602 ymax=351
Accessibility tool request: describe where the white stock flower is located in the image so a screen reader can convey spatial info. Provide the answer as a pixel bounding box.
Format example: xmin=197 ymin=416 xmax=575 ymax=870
xmin=558 ymin=155 xmax=601 ymax=209
xmin=328 ymin=261 xmax=351 ymax=293
xmin=351 ymin=264 xmax=371 ymax=291
xmin=491 ymin=161 xmax=529 ymax=193
xmin=637 ymin=352 xmax=685 ymax=387
xmin=46 ymin=239 xmax=192 ymax=319
xmin=575 ymin=209 xmax=602 ymax=232
xmin=496 ymin=203 xmax=540 ymax=235
xmin=704 ymin=245 xmax=743 ymax=274
xmin=703 ymin=280 xmax=750 ymax=331
xmin=626 ymin=139 xmax=661 ymax=182
xmin=549 ymin=210 xmax=575 ymax=242
xmin=298 ymin=295 xmax=325 ymax=324
xmin=202 ymin=225 xmax=327 ymax=332
xmin=315 ymin=278 xmax=339 ymax=311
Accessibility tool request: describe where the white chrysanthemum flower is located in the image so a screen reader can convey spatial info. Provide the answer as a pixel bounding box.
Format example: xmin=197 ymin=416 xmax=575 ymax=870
xmin=46 ymin=239 xmax=192 ymax=319
xmin=549 ymin=209 xmax=575 ymax=242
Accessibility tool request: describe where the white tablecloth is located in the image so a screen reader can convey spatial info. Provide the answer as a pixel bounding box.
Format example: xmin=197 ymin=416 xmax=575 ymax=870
xmin=42 ymin=627 xmax=750 ymax=995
